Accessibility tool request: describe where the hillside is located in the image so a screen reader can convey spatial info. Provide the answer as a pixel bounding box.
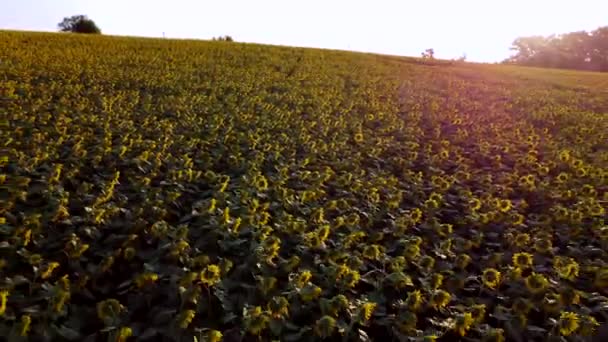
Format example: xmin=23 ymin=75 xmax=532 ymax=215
xmin=1 ymin=31 xmax=607 ymax=341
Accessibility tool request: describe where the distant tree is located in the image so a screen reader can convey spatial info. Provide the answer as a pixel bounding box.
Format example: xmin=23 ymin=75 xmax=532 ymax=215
xmin=213 ymin=35 xmax=234 ymax=42
xmin=421 ymin=48 xmax=435 ymax=59
xmin=58 ymin=15 xmax=101 ymax=34
xmin=505 ymin=26 xmax=608 ymax=72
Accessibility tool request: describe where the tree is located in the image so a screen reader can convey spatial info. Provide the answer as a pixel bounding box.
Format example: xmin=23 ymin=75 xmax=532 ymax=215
xmin=58 ymin=15 xmax=101 ymax=34
xmin=505 ymin=26 xmax=608 ymax=72
xmin=213 ymin=35 xmax=234 ymax=42
xmin=421 ymin=48 xmax=435 ymax=59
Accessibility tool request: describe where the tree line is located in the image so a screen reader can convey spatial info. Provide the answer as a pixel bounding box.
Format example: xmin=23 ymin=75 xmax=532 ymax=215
xmin=504 ymin=26 xmax=608 ymax=72
xmin=58 ymin=15 xmax=606 ymax=72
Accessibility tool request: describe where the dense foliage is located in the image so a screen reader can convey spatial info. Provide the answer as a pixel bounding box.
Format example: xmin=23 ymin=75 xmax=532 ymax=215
xmin=505 ymin=26 xmax=608 ymax=72
xmin=1 ymin=31 xmax=607 ymax=342
xmin=57 ymin=15 xmax=101 ymax=34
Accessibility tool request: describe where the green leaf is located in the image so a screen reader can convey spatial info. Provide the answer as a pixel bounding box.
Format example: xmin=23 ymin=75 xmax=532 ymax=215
xmin=269 ymin=318 xmax=283 ymax=336
xmin=53 ymin=325 xmax=82 ymax=341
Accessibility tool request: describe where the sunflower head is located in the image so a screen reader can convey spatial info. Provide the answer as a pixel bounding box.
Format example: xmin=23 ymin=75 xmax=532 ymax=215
xmin=299 ymin=284 xmax=322 ymax=302
xmin=455 ymin=254 xmax=472 ymax=270
xmin=512 ymin=252 xmax=533 ymax=269
xmin=243 ymin=306 xmax=269 ymax=336
xmin=559 ymin=287 xmax=580 ymax=306
xmin=558 ymin=311 xmax=579 ymax=336
xmin=268 ymin=296 xmax=289 ymax=318
xmin=578 ymin=315 xmax=600 ymax=336
xmin=533 ymin=237 xmax=552 ymax=253
xmin=430 ymin=290 xmax=451 ymax=309
xmin=470 ymin=304 xmax=486 ymax=323
xmin=405 ymin=290 xmax=424 ymax=311
xmin=404 ymin=243 xmax=421 ymax=261
xmin=525 ymin=273 xmax=549 ymax=294
xmin=418 ymin=255 xmax=435 ymax=273
xmin=453 ymin=312 xmax=474 ymax=337
xmin=556 ymin=261 xmax=579 ymax=281
xmin=481 ymin=268 xmax=501 ymax=289
xmin=311 ymin=315 xmax=336 ymax=338
xmin=513 ymin=233 xmax=530 ymax=248
xmin=200 ymin=264 xmax=221 ymax=286
xmin=207 ymin=330 xmax=223 ymax=342
xmin=358 ymin=301 xmax=377 ymax=323
xmin=430 ymin=273 xmax=444 ymax=290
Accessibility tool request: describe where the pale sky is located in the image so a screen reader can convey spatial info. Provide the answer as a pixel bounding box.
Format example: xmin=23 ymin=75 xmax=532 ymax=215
xmin=1 ymin=0 xmax=606 ymax=62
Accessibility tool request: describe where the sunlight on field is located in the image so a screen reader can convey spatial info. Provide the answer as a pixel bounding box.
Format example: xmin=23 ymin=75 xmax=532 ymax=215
xmin=1 ymin=31 xmax=607 ymax=341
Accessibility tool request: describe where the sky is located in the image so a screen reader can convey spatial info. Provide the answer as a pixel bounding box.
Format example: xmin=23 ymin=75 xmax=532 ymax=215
xmin=1 ymin=0 xmax=606 ymax=62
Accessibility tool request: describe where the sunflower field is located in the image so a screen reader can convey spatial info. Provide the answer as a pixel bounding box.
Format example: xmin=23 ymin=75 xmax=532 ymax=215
xmin=1 ymin=31 xmax=607 ymax=341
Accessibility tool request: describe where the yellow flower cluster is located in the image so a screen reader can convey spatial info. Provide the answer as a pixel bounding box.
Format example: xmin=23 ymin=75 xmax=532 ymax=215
xmin=2 ymin=30 xmax=607 ymax=341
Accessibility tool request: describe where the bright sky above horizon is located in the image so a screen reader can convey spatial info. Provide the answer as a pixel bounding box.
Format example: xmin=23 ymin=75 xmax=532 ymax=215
xmin=1 ymin=0 xmax=606 ymax=62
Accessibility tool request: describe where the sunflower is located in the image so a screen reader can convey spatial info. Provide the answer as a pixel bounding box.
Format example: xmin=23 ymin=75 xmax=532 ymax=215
xmin=267 ymin=296 xmax=289 ymax=318
xmin=481 ymin=268 xmax=501 ymax=289
xmin=575 ymin=167 xmax=587 ymax=178
xmin=200 ymin=265 xmax=221 ymax=286
xmin=559 ymin=287 xmax=580 ymax=306
xmin=513 ymin=233 xmax=530 ymax=248
xmin=418 ymin=255 xmax=435 ymax=273
xmin=330 ymin=294 xmax=349 ymax=314
xmin=207 ymin=330 xmax=223 ymax=342
xmin=315 ymin=315 xmax=337 ymax=338
xmin=389 ymin=256 xmax=407 ymax=272
xmin=116 ymin=327 xmax=133 ymax=342
xmin=410 ymin=208 xmax=423 ymax=222
xmin=453 ymin=312 xmax=474 ymax=337
xmin=96 ymin=298 xmax=124 ymax=323
xmin=430 ymin=290 xmax=451 ymax=309
xmin=512 ymin=252 xmax=533 ymax=269
xmin=470 ymin=304 xmax=486 ymax=323
xmin=254 ymin=174 xmax=268 ymax=191
xmin=243 ymin=306 xmax=269 ymax=335
xmin=405 ymin=290 xmax=424 ymax=311
xmin=533 ymin=237 xmax=552 ymax=254
xmin=404 ymin=243 xmax=421 ymax=261
xmin=359 ymin=302 xmax=377 ymax=323
xmin=40 ymin=261 xmax=60 ymax=280
xmin=468 ymin=198 xmax=482 ymax=212
xmin=353 ymin=132 xmax=364 ymax=143
xmin=558 ymin=311 xmax=579 ymax=336
xmin=362 ymin=244 xmax=383 ymax=260
xmin=294 ymin=270 xmax=312 ymax=288
xmin=425 ymin=198 xmax=440 ymax=209
xmin=510 ymin=213 xmax=525 ymax=226
xmin=436 ymin=223 xmax=453 ymax=237
xmin=455 ymin=254 xmax=472 ymax=270
xmin=558 ymin=150 xmax=570 ymax=163
xmin=578 ymin=315 xmax=600 ymax=336
xmin=0 ymin=290 xmax=8 ymax=316
xmin=18 ymin=315 xmax=31 ymax=337
xmin=556 ymin=262 xmax=579 ymax=281
xmin=525 ymin=273 xmax=549 ymax=294
xmin=299 ymin=284 xmax=322 ymax=302
xmin=482 ymin=328 xmax=505 ymax=342
xmin=498 ymin=199 xmax=512 ymax=213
